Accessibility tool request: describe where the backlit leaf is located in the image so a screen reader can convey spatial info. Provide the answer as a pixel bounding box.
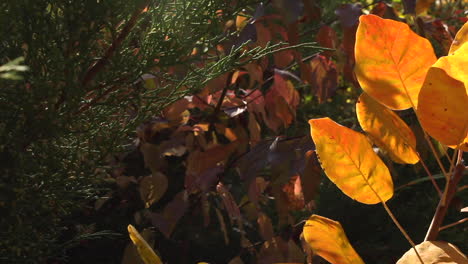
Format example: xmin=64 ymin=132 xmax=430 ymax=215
xmin=309 ymin=55 xmax=338 ymax=103
xmin=303 ymin=214 xmax=365 ymax=264
xmin=309 ymin=117 xmax=393 ymax=204
xmin=127 ymin=225 xmax=162 ymax=264
xmin=449 ymin=21 xmax=468 ymax=54
xmin=316 ymin=25 xmax=337 ymax=57
xmin=417 ymin=43 xmax=468 ymax=150
xmin=397 ymin=241 xmax=468 ymax=264
xmin=356 ymin=93 xmax=419 ymax=164
xmin=354 ymin=15 xmax=437 ymax=110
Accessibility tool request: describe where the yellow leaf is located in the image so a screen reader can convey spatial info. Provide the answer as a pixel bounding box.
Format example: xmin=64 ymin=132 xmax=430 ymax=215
xmin=417 ymin=43 xmax=468 ymax=150
xmin=356 ymin=93 xmax=419 ymax=164
xmin=397 ymin=241 xmax=468 ymax=264
xmin=127 ymin=225 xmax=162 ymax=264
xmin=309 ymin=118 xmax=393 ymax=204
xmin=449 ymin=21 xmax=468 ymax=54
xmin=303 ymin=215 xmax=365 ymax=264
xmin=355 ymin=15 xmax=437 ymax=110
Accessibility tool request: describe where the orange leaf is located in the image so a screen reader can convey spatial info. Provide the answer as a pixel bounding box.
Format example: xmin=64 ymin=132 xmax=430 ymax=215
xmin=236 ymin=13 xmax=248 ymax=31
xmin=356 ymin=93 xmax=419 ymax=164
xmin=309 ymin=118 xmax=393 ymax=204
xmin=354 ymin=14 xmax=437 ymax=110
xmin=303 ymin=215 xmax=365 ymax=264
xmin=449 ymin=21 xmax=468 ymax=54
xmin=417 ymin=43 xmax=468 ymax=150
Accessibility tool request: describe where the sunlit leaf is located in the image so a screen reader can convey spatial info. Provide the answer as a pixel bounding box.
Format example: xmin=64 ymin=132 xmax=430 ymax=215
xmin=354 ymin=14 xmax=437 ymax=110
xmin=417 ymin=43 xmax=468 ymax=150
xmin=309 ymin=117 xmax=393 ymax=204
xmin=449 ymin=21 xmax=468 ymax=54
xmin=303 ymin=214 xmax=365 ymax=264
xmin=356 ymin=93 xmax=419 ymax=164
xmin=127 ymin=225 xmax=162 ymax=264
xmin=397 ymin=241 xmax=468 ymax=264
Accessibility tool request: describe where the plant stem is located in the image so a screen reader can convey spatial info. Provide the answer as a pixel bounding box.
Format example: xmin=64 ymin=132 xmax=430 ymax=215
xmin=417 ymin=153 xmax=442 ymax=197
xmin=382 ymin=202 xmax=424 ymax=264
xmin=82 ymin=0 xmax=150 ymax=86
xmin=425 ymin=151 xmax=465 ymax=241
xmin=439 ymin=217 xmax=468 ymax=231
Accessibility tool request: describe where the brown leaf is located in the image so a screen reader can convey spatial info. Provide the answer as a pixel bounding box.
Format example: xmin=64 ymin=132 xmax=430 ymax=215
xmin=244 ymin=63 xmax=264 ymax=89
xmin=258 ymin=212 xmax=275 ymax=241
xmin=162 ymin=98 xmax=190 ymax=125
xmin=217 ymin=182 xmax=242 ymax=223
xmin=370 ymin=2 xmax=399 ymax=20
xmin=248 ymin=177 xmax=269 ymax=206
xmin=272 ymin=184 xmax=293 ymax=226
xmin=282 ymin=175 xmax=305 ymax=210
xmin=309 ymin=55 xmax=338 ymax=103
xmin=316 ymin=25 xmax=337 ymax=57
xmin=140 ymin=142 xmax=166 ymax=173
xmin=248 ymin=112 xmax=261 ymax=146
xmin=140 ymin=172 xmax=168 ymax=208
xmin=300 ymin=150 xmax=322 ymax=204
xmin=264 ymin=73 xmax=300 ymax=131
xmin=397 ymin=241 xmax=468 ymax=264
xmin=151 ymin=191 xmax=189 ymax=238
xmin=255 ymin=22 xmax=272 ymax=48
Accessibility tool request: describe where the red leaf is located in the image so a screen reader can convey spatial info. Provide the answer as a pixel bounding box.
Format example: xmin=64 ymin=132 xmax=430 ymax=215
xmin=316 ymin=25 xmax=337 ymax=57
xmin=309 ymin=55 xmax=338 ymax=103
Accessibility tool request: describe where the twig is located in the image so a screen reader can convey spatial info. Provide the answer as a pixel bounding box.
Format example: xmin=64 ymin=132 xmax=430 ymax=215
xmin=382 ymin=202 xmax=424 ymax=264
xmin=81 ymin=1 xmax=150 ymax=86
xmin=439 ymin=217 xmax=468 ymax=231
xmin=425 ymin=152 xmax=465 ymax=241
xmin=417 ymin=153 xmax=442 ymax=197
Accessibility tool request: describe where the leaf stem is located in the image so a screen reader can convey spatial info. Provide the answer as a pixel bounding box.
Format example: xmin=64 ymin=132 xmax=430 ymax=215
xmin=417 ymin=153 xmax=442 ymax=197
xmin=382 ymin=202 xmax=424 ymax=264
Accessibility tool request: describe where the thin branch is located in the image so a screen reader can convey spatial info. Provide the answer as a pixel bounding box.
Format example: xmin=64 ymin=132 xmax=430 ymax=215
xmin=81 ymin=1 xmax=150 ymax=86
xmin=417 ymin=152 xmax=442 ymax=197
xmin=382 ymin=202 xmax=424 ymax=264
xmin=439 ymin=217 xmax=468 ymax=231
xmin=425 ymin=153 xmax=465 ymax=241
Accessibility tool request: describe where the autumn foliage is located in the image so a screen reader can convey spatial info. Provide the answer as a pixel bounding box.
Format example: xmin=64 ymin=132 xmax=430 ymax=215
xmin=125 ymin=3 xmax=468 ymax=264
xmin=2 ymin=0 xmax=467 ymax=263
